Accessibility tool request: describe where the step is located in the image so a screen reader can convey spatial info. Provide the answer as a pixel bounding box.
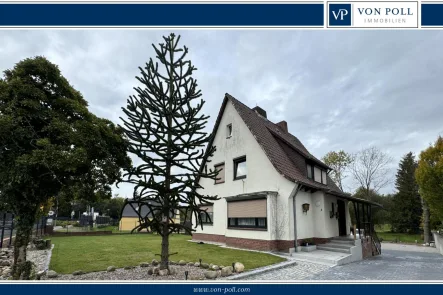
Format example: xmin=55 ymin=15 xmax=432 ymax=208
xmin=323 ymin=243 xmax=354 ymax=250
xmin=330 ymin=239 xmax=355 ymax=245
xmin=316 ymin=246 xmax=351 ymax=254
xmin=290 ymin=250 xmax=349 ymax=266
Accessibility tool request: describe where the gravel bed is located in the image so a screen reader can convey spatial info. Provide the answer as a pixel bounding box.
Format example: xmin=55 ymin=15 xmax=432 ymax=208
xmin=43 ymin=265 xmax=208 ymax=280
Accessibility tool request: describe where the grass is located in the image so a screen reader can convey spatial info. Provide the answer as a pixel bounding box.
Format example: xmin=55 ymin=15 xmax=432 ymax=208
xmin=375 ymin=224 xmax=424 ymax=244
xmin=377 ymin=232 xmax=424 ymax=244
xmin=49 ymin=234 xmax=285 ymax=274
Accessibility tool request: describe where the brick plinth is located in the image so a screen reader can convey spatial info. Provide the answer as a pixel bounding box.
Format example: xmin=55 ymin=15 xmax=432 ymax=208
xmin=192 ymin=233 xmax=295 ymax=252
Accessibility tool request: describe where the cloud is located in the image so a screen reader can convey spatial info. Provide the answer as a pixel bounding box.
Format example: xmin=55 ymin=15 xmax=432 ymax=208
xmin=1 ymin=30 xmax=443 ymax=196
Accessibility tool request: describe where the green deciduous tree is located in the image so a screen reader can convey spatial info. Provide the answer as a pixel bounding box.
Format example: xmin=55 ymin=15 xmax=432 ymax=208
xmin=120 ymin=33 xmax=219 ymax=271
xmin=0 ymin=56 xmax=131 ymax=279
xmin=391 ymin=152 xmax=422 ymax=233
xmin=322 ymin=150 xmax=353 ymax=191
xmin=416 ymin=136 xmax=443 ymax=224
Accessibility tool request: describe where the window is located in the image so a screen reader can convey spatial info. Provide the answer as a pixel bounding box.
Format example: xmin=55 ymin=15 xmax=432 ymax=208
xmin=227 ymin=198 xmax=267 ymax=230
xmin=200 ymin=205 xmax=213 ymax=224
xmin=228 ymin=218 xmax=267 ymax=229
xmin=321 ymin=170 xmax=327 ymax=185
xmin=227 ymin=124 xmax=232 ymax=138
xmin=308 ymin=163 xmax=327 ymax=184
xmin=314 ymin=166 xmax=322 ymax=182
xmin=234 ymin=156 xmax=247 ymax=180
xmin=307 ymin=164 xmax=313 ymax=179
xmin=214 ymin=163 xmax=225 ymax=184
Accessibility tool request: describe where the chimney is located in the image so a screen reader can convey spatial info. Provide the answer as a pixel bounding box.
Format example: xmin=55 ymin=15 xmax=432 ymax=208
xmin=276 ymin=120 xmax=288 ymax=133
xmin=252 ymin=106 xmax=267 ymax=118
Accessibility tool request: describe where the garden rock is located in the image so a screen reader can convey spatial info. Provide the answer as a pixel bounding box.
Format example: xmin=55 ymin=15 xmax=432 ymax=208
xmin=187 ymin=262 xmax=194 ymax=266
xmin=221 ymin=266 xmax=233 ymax=277
xmin=234 ymin=262 xmax=244 ymax=273
xmin=178 ymin=260 xmax=187 ymax=266
xmin=151 ymin=259 xmax=159 ymax=266
xmin=124 ymin=266 xmax=134 ymax=270
xmin=169 ymin=266 xmax=177 ymax=275
xmin=209 ymin=263 xmax=214 ymax=269
xmin=147 ymin=267 xmax=154 ymax=275
xmin=72 ymin=270 xmax=85 ymax=276
xmin=47 ymin=270 xmax=58 ymax=278
xmin=107 ymin=266 xmax=116 ymax=272
xmin=220 ymin=265 xmax=225 ymax=269
xmin=140 ymin=262 xmax=150 ymax=267
xmin=204 ymin=270 xmax=218 ymax=280
xmin=153 ymin=266 xmax=160 ymax=275
xmin=194 ymin=262 xmax=200 ymax=267
xmin=200 ymin=263 xmax=209 ymax=269
xmin=158 ymin=269 xmax=169 ymax=276
xmin=211 ymin=265 xmax=220 ymax=271
xmin=170 ymin=261 xmax=176 ymax=265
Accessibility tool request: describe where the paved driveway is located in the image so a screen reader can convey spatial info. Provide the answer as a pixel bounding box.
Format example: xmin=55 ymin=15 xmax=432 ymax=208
xmin=312 ymin=249 xmax=443 ymax=280
xmin=243 ymin=243 xmax=443 ymax=281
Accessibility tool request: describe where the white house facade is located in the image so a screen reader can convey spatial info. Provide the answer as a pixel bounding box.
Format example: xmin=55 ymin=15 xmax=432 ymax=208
xmin=193 ymin=94 xmax=380 ymax=256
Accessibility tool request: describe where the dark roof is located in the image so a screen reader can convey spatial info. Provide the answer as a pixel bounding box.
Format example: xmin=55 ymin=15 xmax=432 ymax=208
xmin=121 ymin=203 xmax=154 ymax=218
xmin=207 ymin=93 xmax=348 ymax=199
xmin=121 ymin=200 xmax=180 ymax=218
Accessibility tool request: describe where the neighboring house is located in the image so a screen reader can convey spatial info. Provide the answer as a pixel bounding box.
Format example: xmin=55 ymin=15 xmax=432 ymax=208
xmin=193 ymin=94 xmax=381 ymax=259
xmin=119 ymin=202 xmax=180 ymax=232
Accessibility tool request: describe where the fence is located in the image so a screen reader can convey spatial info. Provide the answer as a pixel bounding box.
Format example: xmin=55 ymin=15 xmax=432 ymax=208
xmin=1 ymin=213 xmax=48 ymax=248
xmin=0 ymin=212 xmax=14 ymax=248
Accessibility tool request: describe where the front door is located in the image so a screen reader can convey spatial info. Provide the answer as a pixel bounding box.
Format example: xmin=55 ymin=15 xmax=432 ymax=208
xmin=337 ymin=200 xmax=347 ymax=236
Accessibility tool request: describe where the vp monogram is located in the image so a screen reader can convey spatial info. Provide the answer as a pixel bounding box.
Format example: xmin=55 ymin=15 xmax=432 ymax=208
xmin=332 ymin=9 xmax=349 ymax=20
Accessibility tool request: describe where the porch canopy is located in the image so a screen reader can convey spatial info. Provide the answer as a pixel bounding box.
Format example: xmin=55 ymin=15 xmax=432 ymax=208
xmin=327 ymin=191 xmax=383 ymax=239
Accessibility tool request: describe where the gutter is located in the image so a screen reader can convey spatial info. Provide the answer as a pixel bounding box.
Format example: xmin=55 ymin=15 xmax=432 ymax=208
xmin=290 ymin=183 xmax=302 ymax=250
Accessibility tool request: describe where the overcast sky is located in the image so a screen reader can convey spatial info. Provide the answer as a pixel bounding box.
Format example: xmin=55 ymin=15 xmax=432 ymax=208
xmin=1 ymin=30 xmax=442 ymax=196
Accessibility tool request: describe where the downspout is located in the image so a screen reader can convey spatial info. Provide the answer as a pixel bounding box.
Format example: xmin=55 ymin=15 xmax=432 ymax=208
xmin=291 ymin=183 xmax=302 ymax=251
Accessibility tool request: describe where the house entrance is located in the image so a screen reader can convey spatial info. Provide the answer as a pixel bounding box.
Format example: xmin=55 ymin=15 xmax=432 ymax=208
xmin=337 ymin=200 xmax=347 ymax=236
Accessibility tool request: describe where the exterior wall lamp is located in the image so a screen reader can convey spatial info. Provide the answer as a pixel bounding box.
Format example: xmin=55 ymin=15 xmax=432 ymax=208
xmin=302 ymin=203 xmax=310 ymax=214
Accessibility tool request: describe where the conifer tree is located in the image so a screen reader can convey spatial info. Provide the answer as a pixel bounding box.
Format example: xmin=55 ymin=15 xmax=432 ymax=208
xmin=391 ymin=152 xmax=422 ymax=233
xmin=120 ymin=33 xmax=219 ymax=271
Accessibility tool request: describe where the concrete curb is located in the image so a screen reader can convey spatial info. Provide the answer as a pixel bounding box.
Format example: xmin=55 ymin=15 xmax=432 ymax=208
xmin=222 ymin=260 xmax=298 ymax=280
xmin=44 ymin=244 xmax=54 ymax=272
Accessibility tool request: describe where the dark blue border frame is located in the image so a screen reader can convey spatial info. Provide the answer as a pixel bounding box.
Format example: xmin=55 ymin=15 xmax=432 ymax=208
xmin=1 ymin=283 xmax=443 ymax=294
xmin=0 ymin=3 xmax=324 ymax=27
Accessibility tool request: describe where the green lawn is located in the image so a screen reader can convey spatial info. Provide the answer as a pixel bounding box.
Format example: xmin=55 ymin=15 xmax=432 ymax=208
xmin=377 ymin=232 xmax=423 ymax=244
xmin=49 ymin=234 xmax=285 ymax=274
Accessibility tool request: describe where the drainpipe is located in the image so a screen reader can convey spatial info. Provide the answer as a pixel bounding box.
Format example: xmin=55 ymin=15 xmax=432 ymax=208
xmin=291 ymin=183 xmax=302 ymax=251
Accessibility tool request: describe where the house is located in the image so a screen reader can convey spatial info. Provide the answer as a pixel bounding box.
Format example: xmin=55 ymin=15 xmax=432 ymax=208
xmin=193 ymin=93 xmax=381 ymax=260
xmin=119 ymin=202 xmax=181 ymax=232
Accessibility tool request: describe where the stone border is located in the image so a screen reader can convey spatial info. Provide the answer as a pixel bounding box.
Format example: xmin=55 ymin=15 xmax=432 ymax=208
xmin=223 ymin=259 xmax=298 ymax=280
xmin=44 ymin=244 xmax=54 ymax=272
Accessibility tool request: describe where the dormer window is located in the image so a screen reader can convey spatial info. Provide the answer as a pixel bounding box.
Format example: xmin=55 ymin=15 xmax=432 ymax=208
xmin=307 ymin=163 xmax=327 ymax=185
xmin=227 ymin=124 xmax=232 ymax=138
xmin=307 ymin=164 xmax=313 ymax=179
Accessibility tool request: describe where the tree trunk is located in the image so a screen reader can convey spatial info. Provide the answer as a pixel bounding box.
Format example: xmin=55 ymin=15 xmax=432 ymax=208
xmin=12 ymin=217 xmax=35 ymax=280
xmin=422 ymin=198 xmax=430 ymax=244
xmin=160 ymin=223 xmax=169 ymax=270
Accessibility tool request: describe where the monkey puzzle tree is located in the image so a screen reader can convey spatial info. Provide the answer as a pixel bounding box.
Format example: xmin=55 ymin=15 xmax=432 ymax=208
xmin=120 ymin=33 xmax=219 ymax=271
xmin=0 ymin=57 xmax=131 ymax=279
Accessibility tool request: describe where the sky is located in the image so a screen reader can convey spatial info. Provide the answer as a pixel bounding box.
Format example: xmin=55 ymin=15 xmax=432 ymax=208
xmin=1 ymin=30 xmax=442 ymax=196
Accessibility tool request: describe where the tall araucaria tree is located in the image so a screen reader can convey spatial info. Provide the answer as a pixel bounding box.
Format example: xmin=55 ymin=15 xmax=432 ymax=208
xmin=0 ymin=57 xmax=131 ymax=279
xmin=120 ymin=33 xmax=219 ymax=271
